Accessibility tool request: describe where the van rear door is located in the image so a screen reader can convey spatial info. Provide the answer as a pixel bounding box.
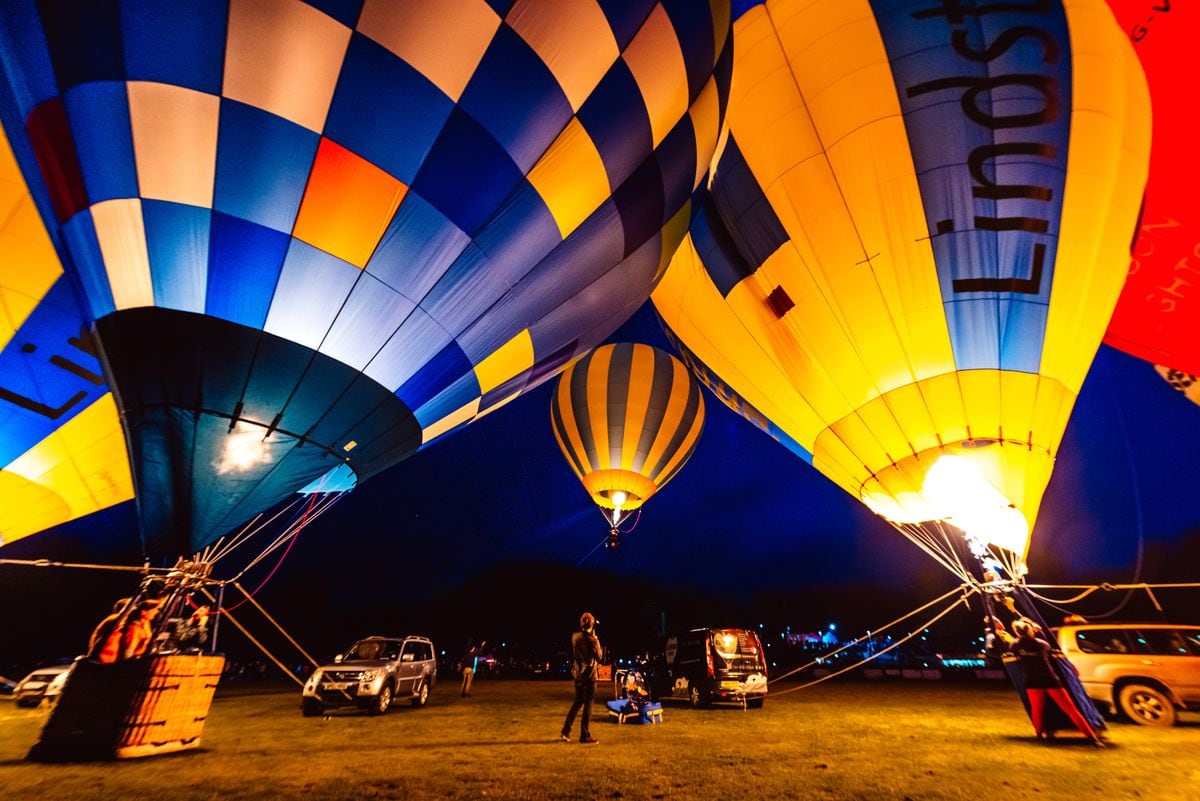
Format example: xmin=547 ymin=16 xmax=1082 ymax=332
xmin=710 ymin=629 xmax=765 ymax=679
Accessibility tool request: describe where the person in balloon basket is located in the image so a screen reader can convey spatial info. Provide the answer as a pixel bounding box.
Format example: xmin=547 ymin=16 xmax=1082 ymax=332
xmin=88 ymin=597 xmax=133 ymax=663
xmin=560 ymin=612 xmax=602 ymax=744
xmin=119 ymin=598 xmax=168 ymax=660
xmin=999 ymin=618 xmax=1105 ymax=747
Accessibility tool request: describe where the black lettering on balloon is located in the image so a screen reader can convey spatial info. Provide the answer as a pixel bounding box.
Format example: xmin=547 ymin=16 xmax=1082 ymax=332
xmin=950 ymin=26 xmax=1058 ymax=64
xmin=912 ymin=0 xmax=1050 ymax=24
xmin=968 ymin=142 xmax=1056 ymax=201
xmin=909 ymin=1 xmax=1060 ymax=297
xmin=953 ymin=242 xmax=1046 ymax=294
xmin=0 ymin=384 xmax=87 ymax=419
xmin=907 ymin=73 xmax=1058 ymax=130
xmin=0 ymin=324 xmax=104 ymax=420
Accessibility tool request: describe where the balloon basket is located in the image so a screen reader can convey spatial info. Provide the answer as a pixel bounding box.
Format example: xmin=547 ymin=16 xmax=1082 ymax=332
xmin=28 ymin=654 xmax=225 ymax=761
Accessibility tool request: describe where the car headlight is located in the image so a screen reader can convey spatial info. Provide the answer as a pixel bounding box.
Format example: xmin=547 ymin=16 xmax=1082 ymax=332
xmin=359 ymin=670 xmax=379 ymax=683
xmin=304 ymin=671 xmax=321 ymax=691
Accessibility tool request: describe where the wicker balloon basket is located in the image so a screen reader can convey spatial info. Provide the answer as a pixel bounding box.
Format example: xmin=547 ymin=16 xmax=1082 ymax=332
xmin=28 ymin=653 xmax=225 ymax=761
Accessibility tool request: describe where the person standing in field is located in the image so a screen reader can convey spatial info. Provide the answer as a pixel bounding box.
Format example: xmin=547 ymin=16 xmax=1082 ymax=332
xmin=460 ymin=642 xmax=480 ymax=697
xmin=560 ymin=612 xmax=602 ymax=744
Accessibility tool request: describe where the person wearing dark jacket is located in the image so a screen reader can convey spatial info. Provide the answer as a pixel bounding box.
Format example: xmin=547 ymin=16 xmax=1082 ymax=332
xmin=1000 ymin=618 xmax=1104 ymax=746
xmin=560 ymin=612 xmax=602 ymax=744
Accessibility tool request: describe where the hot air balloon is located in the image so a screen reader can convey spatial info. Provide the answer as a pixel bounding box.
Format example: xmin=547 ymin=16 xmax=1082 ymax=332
xmin=652 ymin=0 xmax=1150 ymax=579
xmin=0 ymin=0 xmax=732 ymax=558
xmin=1102 ymin=1 xmax=1198 ymax=387
xmin=1 ymin=125 xmax=132 ymax=547
xmin=551 ymin=342 xmax=703 ymax=548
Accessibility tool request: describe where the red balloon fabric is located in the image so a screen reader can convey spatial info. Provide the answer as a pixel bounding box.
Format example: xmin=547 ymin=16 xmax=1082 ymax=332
xmin=1103 ymin=2 xmax=1200 ymax=376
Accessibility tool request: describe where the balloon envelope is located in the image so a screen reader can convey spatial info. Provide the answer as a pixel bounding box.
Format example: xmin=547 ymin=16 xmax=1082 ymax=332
xmin=0 ymin=0 xmax=732 ymax=557
xmin=551 ymin=342 xmax=704 ymax=513
xmin=653 ymin=0 xmax=1150 ymax=560
xmin=0 ymin=126 xmax=131 ymax=548
xmin=1102 ymin=1 xmax=1199 ymax=377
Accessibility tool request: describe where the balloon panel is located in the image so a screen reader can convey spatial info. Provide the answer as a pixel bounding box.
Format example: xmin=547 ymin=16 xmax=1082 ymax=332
xmin=1102 ymin=1 xmax=1199 ymax=375
xmin=0 ymin=0 xmax=732 ymax=556
xmin=653 ymin=0 xmax=1149 ymax=552
xmin=0 ymin=127 xmax=132 ymax=548
xmin=551 ymin=342 xmax=704 ymax=511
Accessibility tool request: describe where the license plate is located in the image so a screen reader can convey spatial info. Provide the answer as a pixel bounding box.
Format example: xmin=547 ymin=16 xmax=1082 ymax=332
xmin=323 ymin=682 xmax=350 ymax=690
xmin=720 ymin=680 xmax=741 ymax=689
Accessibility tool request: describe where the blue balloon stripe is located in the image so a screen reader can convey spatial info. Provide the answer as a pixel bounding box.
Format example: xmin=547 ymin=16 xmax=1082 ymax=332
xmin=458 ymin=24 xmax=573 ymax=174
xmin=205 ymin=212 xmax=289 ymax=330
xmin=143 ymin=199 xmax=210 ymax=314
xmin=119 ymin=0 xmax=226 ymax=94
xmin=869 ymin=0 xmax=1072 ymax=374
xmin=63 ymin=81 xmax=136 ymax=205
xmin=212 ymin=99 xmax=320 ymax=234
xmin=324 ymin=32 xmax=454 ymax=185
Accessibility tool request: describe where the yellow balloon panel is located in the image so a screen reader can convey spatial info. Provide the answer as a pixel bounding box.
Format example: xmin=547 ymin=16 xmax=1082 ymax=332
xmin=654 ymin=0 xmax=1150 ymax=552
xmin=1 ymin=128 xmax=133 ymax=548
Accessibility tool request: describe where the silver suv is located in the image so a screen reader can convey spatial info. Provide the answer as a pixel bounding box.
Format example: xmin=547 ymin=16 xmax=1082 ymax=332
xmin=301 ymin=636 xmax=437 ymax=716
xmin=1056 ymin=623 xmax=1200 ymax=726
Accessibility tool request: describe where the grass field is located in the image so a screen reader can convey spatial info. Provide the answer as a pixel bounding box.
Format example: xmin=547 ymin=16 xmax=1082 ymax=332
xmin=2 ymin=679 xmax=1197 ymax=801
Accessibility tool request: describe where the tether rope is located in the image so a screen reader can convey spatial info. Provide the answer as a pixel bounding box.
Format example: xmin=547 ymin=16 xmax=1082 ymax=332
xmin=230 ymin=580 xmax=321 ymax=670
xmin=767 ymin=583 xmax=969 ymax=685
xmin=0 ymin=558 xmax=161 ymax=573
xmin=768 ymin=588 xmax=977 ymax=698
xmin=199 ymin=586 xmax=305 ymax=687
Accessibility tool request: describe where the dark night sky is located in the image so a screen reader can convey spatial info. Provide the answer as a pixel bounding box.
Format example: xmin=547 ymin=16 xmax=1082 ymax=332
xmin=4 ymin=302 xmax=1200 ymax=670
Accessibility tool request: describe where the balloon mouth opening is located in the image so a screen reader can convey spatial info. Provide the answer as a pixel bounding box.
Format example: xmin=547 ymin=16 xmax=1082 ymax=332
xmin=601 ymin=489 xmax=640 ymax=509
xmin=861 ymin=454 xmax=1030 ymax=557
xmin=217 ymin=421 xmax=273 ymax=474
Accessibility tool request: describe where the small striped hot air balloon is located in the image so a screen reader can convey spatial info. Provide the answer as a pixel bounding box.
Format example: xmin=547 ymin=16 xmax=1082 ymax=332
xmin=551 ymin=342 xmax=703 ymax=549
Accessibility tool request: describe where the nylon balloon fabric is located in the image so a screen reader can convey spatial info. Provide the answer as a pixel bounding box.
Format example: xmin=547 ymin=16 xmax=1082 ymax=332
xmin=0 ymin=126 xmax=131 ymax=547
xmin=1102 ymin=1 xmax=1199 ymax=379
xmin=652 ymin=0 xmax=1150 ymax=564
xmin=0 ymin=0 xmax=732 ymax=557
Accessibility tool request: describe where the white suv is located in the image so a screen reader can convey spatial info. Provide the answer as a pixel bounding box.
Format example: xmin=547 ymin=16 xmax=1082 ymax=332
xmin=1056 ymin=623 xmax=1200 ymax=726
xmin=302 ymin=636 xmax=437 ymax=716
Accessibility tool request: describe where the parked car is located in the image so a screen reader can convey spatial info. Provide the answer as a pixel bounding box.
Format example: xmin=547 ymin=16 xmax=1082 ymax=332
xmin=301 ymin=636 xmax=437 ymax=716
xmin=13 ymin=663 xmax=72 ymax=708
xmin=650 ymin=628 xmax=767 ymax=708
xmin=1056 ymin=622 xmax=1200 ymax=726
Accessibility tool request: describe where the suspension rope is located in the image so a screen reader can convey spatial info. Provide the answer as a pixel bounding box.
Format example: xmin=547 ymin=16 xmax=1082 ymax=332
xmin=0 ymin=558 xmax=160 ymax=573
xmin=769 ymin=589 xmax=977 ymax=698
xmin=768 ymin=583 xmax=969 ymax=685
xmin=576 ymin=534 xmax=611 ymax=566
xmin=199 ymin=586 xmax=304 ymax=687
xmin=215 ymin=495 xmax=311 ymax=569
xmin=228 ymin=491 xmax=345 ymax=581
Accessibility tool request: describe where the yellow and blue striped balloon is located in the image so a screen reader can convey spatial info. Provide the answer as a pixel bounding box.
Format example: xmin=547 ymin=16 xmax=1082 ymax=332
xmin=551 ymin=343 xmax=703 ymax=515
xmin=0 ymin=0 xmax=733 ymax=557
xmin=654 ymin=0 xmax=1150 ymax=561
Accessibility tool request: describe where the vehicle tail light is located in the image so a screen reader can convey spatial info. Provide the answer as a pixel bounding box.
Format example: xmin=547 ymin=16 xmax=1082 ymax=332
xmin=705 ymin=639 xmax=714 ymax=677
xmin=753 ymin=631 xmax=767 ymax=678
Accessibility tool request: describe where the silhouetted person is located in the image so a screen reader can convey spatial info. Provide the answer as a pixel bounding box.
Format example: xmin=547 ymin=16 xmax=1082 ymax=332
xmin=460 ymin=642 xmax=483 ymax=697
xmin=560 ymin=612 xmax=602 ymax=745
